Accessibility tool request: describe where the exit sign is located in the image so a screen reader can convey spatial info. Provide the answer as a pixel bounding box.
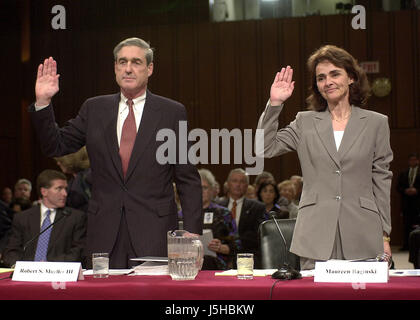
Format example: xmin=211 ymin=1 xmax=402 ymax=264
xmin=360 ymin=61 xmax=380 ymax=74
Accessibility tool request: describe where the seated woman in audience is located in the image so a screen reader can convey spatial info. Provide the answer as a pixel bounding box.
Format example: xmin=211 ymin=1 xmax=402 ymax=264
xmin=277 ymin=180 xmax=299 ymax=219
xmin=198 ymin=169 xmax=242 ymax=270
xmin=257 ymin=181 xmax=289 ymax=219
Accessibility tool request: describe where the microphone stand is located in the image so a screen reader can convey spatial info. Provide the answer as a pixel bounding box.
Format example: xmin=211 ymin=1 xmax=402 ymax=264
xmin=269 ymin=212 xmax=301 ymax=280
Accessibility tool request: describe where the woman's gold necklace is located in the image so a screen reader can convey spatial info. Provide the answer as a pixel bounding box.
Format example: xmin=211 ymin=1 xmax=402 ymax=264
xmin=330 ymin=108 xmax=352 ymax=122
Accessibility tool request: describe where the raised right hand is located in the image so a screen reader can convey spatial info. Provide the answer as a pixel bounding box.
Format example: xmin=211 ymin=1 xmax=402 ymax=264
xmin=35 ymin=57 xmax=60 ymax=106
xmin=270 ymin=66 xmax=295 ymax=106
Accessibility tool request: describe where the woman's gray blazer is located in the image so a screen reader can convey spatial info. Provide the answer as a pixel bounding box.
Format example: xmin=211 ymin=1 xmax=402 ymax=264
xmin=256 ymin=103 xmax=393 ymax=260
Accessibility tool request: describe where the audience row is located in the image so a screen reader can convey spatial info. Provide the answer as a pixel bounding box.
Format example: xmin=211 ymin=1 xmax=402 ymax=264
xmin=0 ymin=145 xmax=301 ymax=271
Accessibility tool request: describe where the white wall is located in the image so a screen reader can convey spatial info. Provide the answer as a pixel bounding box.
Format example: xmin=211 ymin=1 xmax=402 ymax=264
xmin=292 ymin=0 xmax=353 ymax=17
xmin=212 ymin=0 xmax=363 ymax=22
xmin=212 ymin=0 xmax=260 ymax=21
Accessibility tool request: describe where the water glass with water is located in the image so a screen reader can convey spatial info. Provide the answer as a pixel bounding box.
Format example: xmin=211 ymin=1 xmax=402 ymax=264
xmin=92 ymin=253 xmax=109 ymax=278
xmin=237 ymin=253 xmax=254 ymax=279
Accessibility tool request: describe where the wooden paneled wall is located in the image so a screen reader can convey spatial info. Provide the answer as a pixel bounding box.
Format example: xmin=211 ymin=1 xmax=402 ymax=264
xmin=3 ymin=2 xmax=420 ymax=244
xmin=0 ymin=1 xmax=22 ymax=193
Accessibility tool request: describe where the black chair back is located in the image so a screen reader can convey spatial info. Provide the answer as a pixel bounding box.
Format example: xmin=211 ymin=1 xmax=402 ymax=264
xmin=259 ymin=218 xmax=300 ymax=270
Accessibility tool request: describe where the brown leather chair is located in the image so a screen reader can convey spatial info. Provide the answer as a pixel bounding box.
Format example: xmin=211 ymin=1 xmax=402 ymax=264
xmin=259 ymin=218 xmax=300 ymax=271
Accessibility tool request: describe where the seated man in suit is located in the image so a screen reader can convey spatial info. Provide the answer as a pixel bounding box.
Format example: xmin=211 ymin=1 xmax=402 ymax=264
xmin=216 ymin=168 xmax=266 ymax=268
xmin=397 ymin=153 xmax=420 ymax=251
xmin=2 ymin=170 xmax=87 ymax=268
xmin=0 ymin=199 xmax=14 ymax=260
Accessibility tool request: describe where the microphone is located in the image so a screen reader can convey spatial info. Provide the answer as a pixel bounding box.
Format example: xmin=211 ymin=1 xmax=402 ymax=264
xmin=268 ymin=211 xmax=301 ymax=280
xmin=23 ymin=207 xmax=71 ymax=252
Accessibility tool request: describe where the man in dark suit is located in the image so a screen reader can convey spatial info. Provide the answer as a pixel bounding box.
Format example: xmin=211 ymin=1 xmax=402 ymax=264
xmin=29 ymin=37 xmax=202 ymax=268
xmin=0 ymin=199 xmax=14 ymax=258
xmin=2 ymin=170 xmax=86 ymax=268
xmin=397 ymin=153 xmax=420 ymax=250
xmin=216 ymin=168 xmax=265 ymax=268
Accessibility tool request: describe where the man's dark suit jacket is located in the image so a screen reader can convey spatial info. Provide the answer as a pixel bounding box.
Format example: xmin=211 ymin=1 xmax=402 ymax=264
xmin=397 ymin=168 xmax=420 ymax=248
xmin=397 ymin=168 xmax=420 ymax=214
xmin=2 ymin=205 xmax=86 ymax=267
xmin=215 ymin=197 xmax=265 ymax=267
xmin=29 ymin=91 xmax=202 ymax=261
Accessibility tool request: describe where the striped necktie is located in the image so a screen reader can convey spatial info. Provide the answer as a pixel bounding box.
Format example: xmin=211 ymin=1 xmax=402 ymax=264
xmin=34 ymin=210 xmax=52 ymax=261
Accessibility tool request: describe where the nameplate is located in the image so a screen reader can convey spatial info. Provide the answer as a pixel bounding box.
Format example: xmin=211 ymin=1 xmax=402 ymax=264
xmin=12 ymin=261 xmax=84 ymax=282
xmin=314 ymin=260 xmax=388 ymax=283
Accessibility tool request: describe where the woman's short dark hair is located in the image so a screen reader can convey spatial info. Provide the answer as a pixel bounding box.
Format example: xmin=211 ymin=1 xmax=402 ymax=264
xmin=306 ymin=45 xmax=371 ymax=111
xmin=257 ymin=181 xmax=280 ymax=205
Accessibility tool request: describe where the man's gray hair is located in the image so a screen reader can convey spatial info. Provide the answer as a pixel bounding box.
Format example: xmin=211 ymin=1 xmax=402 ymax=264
xmin=113 ymin=37 xmax=154 ymax=65
xmin=227 ymin=168 xmax=249 ymax=184
xmin=15 ymin=178 xmax=32 ymax=191
xmin=198 ymin=169 xmax=217 ymax=189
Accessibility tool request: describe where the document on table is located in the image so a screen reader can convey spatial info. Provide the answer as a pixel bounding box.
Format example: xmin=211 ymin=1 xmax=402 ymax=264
xmin=83 ymin=269 xmax=133 ymax=276
xmin=389 ymin=269 xmax=420 ymax=277
xmin=215 ymin=269 xmax=277 ymax=277
xmin=130 ymin=256 xmax=168 ymax=262
xmin=131 ymin=261 xmax=168 ymax=275
xmin=0 ymin=268 xmax=14 ymax=274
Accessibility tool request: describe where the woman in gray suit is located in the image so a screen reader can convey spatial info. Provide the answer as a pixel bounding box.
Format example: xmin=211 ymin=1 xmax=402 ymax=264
xmin=257 ymin=45 xmax=393 ymax=270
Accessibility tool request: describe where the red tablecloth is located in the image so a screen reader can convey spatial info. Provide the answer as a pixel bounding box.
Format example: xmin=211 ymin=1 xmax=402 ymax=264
xmin=0 ymin=271 xmax=419 ymax=300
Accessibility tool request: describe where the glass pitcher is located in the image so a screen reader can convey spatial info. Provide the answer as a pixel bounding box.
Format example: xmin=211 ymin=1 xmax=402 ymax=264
xmin=167 ymin=230 xmax=203 ymax=280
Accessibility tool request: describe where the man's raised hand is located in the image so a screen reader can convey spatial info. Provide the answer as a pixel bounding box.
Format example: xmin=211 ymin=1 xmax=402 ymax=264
xmin=35 ymin=57 xmax=60 ymax=106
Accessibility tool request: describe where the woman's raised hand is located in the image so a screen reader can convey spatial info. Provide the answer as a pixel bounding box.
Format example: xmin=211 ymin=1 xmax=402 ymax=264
xmin=270 ymin=66 xmax=295 ymax=106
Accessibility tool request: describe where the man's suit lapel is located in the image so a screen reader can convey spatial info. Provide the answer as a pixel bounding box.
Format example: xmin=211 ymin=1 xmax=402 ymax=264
xmin=125 ymin=91 xmax=162 ymax=182
xmin=415 ymin=169 xmax=420 ymax=186
xmin=48 ymin=208 xmax=66 ymax=253
xmin=26 ymin=206 xmax=41 ymax=259
xmin=238 ymin=199 xmax=250 ymax=231
xmin=337 ymin=106 xmax=368 ymax=160
xmin=104 ymin=93 xmax=124 ymax=181
xmin=314 ymin=110 xmax=341 ymax=168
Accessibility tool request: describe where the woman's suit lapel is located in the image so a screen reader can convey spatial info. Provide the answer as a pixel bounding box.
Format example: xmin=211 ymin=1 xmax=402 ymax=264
xmin=313 ymin=106 xmax=368 ymax=167
xmin=337 ymin=106 xmax=368 ymax=160
xmin=313 ymin=109 xmax=341 ymax=168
